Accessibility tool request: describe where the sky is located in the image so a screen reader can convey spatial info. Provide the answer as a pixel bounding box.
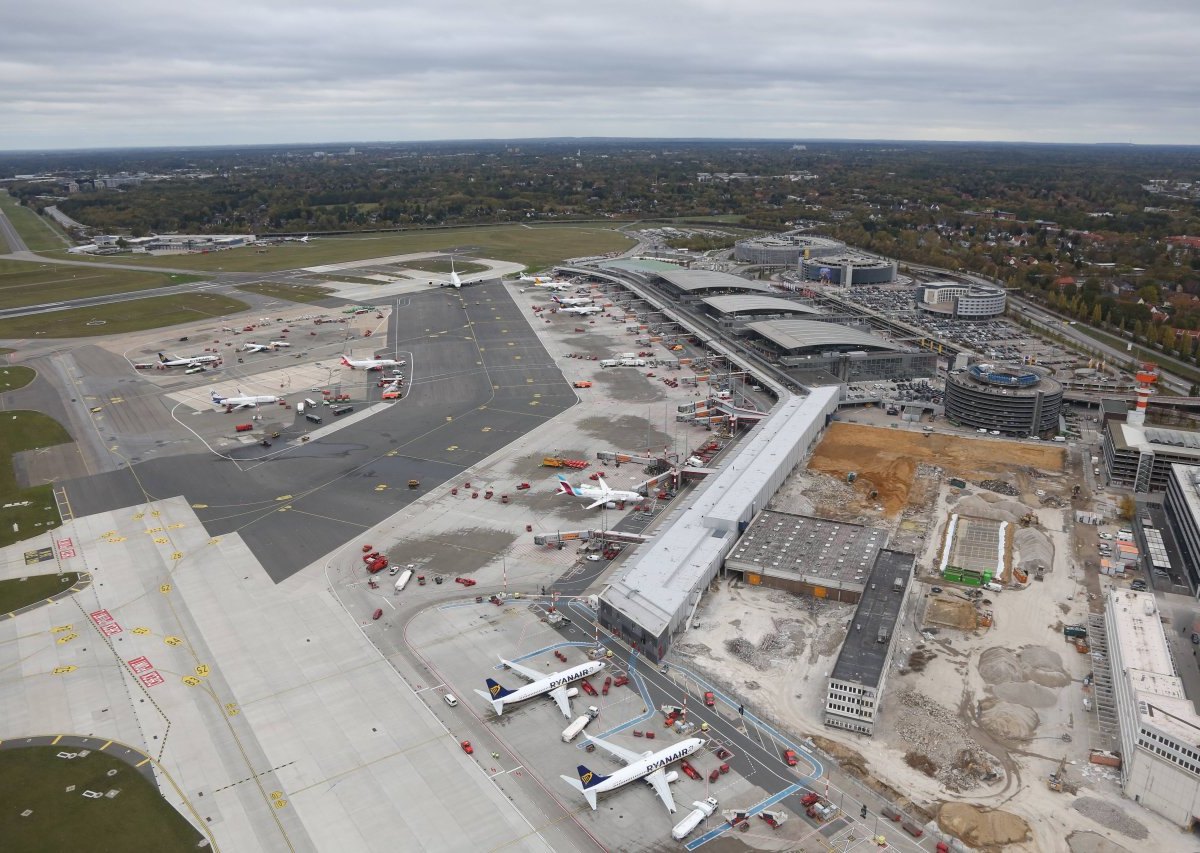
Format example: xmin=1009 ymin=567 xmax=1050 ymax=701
xmin=2 ymin=0 xmax=1198 ymax=150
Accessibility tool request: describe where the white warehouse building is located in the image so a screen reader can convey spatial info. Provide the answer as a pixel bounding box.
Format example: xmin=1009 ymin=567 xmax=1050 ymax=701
xmin=1104 ymin=587 xmax=1200 ymax=828
xmin=598 ymin=387 xmax=840 ymax=661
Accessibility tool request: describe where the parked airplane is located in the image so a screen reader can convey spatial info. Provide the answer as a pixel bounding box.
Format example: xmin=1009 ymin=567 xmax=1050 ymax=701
xmin=269 ymin=340 xmax=291 ymax=348
xmin=475 ymin=657 xmax=605 ymax=717
xmin=242 ymin=342 xmax=273 ymax=353
xmin=519 ymin=273 xmax=557 ymax=284
xmin=552 ymin=295 xmax=593 ymax=307
xmin=562 ymin=736 xmax=704 ymax=813
xmin=526 ymin=279 xmax=572 ymax=291
xmin=559 ymin=305 xmax=603 ymax=316
xmin=285 ymin=235 xmax=311 ymax=243
xmin=557 ymin=475 xmax=644 ymax=509
xmin=211 ymin=390 xmax=279 ymax=410
xmin=158 ymin=352 xmax=219 ymax=367
xmin=341 ymin=355 xmax=405 ymax=371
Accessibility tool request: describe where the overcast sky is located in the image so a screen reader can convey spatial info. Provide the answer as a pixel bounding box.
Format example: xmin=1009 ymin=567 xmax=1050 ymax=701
xmin=2 ymin=0 xmax=1197 ymax=150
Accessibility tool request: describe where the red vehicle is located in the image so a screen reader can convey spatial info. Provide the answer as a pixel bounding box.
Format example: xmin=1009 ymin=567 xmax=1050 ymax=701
xmin=367 ymin=557 xmax=388 ymax=573
xmin=515 ymin=482 xmax=531 ymax=490
xmin=579 ymin=680 xmax=597 ymax=697
xmin=371 ymin=608 xmax=383 ymax=621
xmin=708 ymin=769 xmax=719 ymax=782
xmin=800 ymin=792 xmax=820 ymax=807
xmin=361 ymin=544 xmax=373 ymax=553
xmin=902 ymin=822 xmax=924 ymax=838
xmin=612 ymin=675 xmax=629 ymax=688
xmin=455 ymin=577 xmax=477 ymax=587
xmin=679 ymin=760 xmax=701 ymax=781
xmin=460 ymin=740 xmax=474 ymax=755
xmin=601 ymin=676 xmax=611 ymax=695
xmin=704 ymin=691 xmax=715 ymax=707
xmin=784 ymin=749 xmax=799 ymax=767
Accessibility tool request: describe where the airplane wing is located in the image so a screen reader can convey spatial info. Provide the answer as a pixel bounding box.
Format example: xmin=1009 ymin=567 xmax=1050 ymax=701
xmin=582 ymin=735 xmax=643 ymax=765
xmin=500 ymin=657 xmax=544 ymax=683
xmin=548 ymin=685 xmax=573 ymax=718
xmin=645 ymin=768 xmax=678 ymax=813
xmin=585 ymin=497 xmax=609 ymax=510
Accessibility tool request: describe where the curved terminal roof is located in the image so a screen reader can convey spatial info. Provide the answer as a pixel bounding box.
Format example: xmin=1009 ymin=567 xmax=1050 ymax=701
xmin=701 ymin=295 xmax=822 ymax=317
xmin=656 ymin=269 xmax=772 ymax=293
xmin=746 ymin=319 xmax=900 ymax=353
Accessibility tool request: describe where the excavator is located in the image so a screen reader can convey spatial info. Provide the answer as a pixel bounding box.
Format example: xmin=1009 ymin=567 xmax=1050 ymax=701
xmin=1047 ymin=757 xmax=1077 ymax=793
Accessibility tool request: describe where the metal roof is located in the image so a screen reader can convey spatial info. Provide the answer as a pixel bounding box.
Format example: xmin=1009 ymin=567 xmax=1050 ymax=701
xmin=829 ymin=550 xmax=913 ymax=688
xmin=746 ymin=319 xmax=899 ymax=353
xmin=656 ymin=269 xmax=772 ymax=293
xmin=700 ymin=295 xmax=822 ymax=316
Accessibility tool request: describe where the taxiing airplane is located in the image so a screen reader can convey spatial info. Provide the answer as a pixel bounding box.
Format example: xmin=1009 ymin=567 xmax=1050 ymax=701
xmin=242 ymin=342 xmax=273 ymax=353
xmin=285 ymin=235 xmax=311 ymax=243
xmin=269 ymin=340 xmax=291 ymax=348
xmin=519 ymin=273 xmax=556 ymax=284
xmin=158 ymin=352 xmax=219 ymax=367
xmin=210 ymin=390 xmax=279 ymax=410
xmin=340 ymin=355 xmax=406 ymax=371
xmin=559 ymin=305 xmax=603 ymax=316
xmin=562 ymin=736 xmax=705 ymax=813
xmin=557 ymin=475 xmax=644 ymax=510
xmin=552 ymin=295 xmax=593 ymax=307
xmin=475 ymin=657 xmax=605 ymax=718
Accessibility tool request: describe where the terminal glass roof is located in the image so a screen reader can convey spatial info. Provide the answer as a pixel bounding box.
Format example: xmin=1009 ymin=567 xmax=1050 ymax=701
xmin=656 ymin=269 xmax=772 ymax=293
xmin=745 ymin=319 xmax=899 ymax=353
xmin=701 ymin=295 xmax=822 ymax=316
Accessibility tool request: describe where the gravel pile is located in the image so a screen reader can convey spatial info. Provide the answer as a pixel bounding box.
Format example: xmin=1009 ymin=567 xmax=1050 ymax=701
xmin=979 ymin=479 xmax=1020 ymax=496
xmin=1071 ymin=797 xmax=1149 ymax=840
xmin=895 ymin=690 xmax=1002 ymax=791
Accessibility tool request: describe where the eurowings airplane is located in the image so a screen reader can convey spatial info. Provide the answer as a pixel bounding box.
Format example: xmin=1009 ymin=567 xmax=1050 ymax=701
xmin=158 ymin=352 xmax=219 ymax=367
xmin=557 ymin=475 xmax=644 ymax=510
xmin=211 ymin=390 xmax=279 ymax=410
xmin=519 ymin=273 xmax=556 ymax=284
xmin=561 ymin=736 xmax=704 ymax=813
xmin=474 ymin=657 xmax=605 ymax=717
xmin=552 ymin=296 xmax=593 ymax=307
xmin=559 ymin=305 xmax=603 ymax=315
xmin=340 ymin=355 xmax=405 ymax=371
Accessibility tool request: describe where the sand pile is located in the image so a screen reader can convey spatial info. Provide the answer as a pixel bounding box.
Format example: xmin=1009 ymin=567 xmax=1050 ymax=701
xmin=952 ymin=493 xmax=1028 ymax=523
xmin=979 ymin=646 xmax=1070 ymax=688
xmin=938 ymin=802 xmax=1030 ymax=847
xmin=979 ymin=647 xmax=1024 ymax=683
xmin=991 ymin=681 xmax=1058 ymax=708
xmin=978 ymin=698 xmax=1040 ymax=740
xmin=1014 ymin=526 xmax=1054 ymax=572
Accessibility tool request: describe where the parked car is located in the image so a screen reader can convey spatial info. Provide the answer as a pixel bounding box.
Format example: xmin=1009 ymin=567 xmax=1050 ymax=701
xmin=1131 ymin=579 xmax=1148 ymax=591
xmin=783 ymin=749 xmax=799 ymax=767
xmin=444 ymin=694 xmax=459 ymax=707
xmin=704 ymin=691 xmax=715 ymax=707
xmin=460 ymin=740 xmax=473 ymax=754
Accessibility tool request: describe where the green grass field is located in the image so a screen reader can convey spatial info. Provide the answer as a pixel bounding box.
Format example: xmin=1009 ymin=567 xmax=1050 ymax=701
xmin=400 ymin=258 xmax=490 ymax=275
xmin=0 ymin=572 xmax=81 ymax=614
xmin=0 ymin=365 xmax=36 ymax=392
xmin=0 ymin=260 xmax=203 ymax=311
xmin=235 ymin=281 xmax=335 ymax=303
xmin=38 ymin=223 xmax=635 ymax=274
xmin=0 ymin=292 xmax=249 ymax=340
xmin=0 ymin=192 xmax=70 ymax=253
xmin=0 ymin=411 xmax=71 ymax=547
xmin=0 ymin=746 xmax=205 ymax=852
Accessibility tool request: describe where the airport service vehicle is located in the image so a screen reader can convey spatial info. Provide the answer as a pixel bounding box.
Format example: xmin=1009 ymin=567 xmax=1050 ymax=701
xmin=559 ymin=305 xmax=603 ymax=316
xmin=159 ymin=352 xmax=219 ymax=367
xmin=340 ymin=355 xmax=406 ymax=371
xmin=211 ymin=390 xmax=280 ymax=410
xmin=561 ymin=735 xmax=705 ymax=813
xmin=671 ymin=798 xmax=719 ymax=841
xmin=573 ymin=381 xmax=592 ymax=388
xmin=562 ymin=706 xmax=600 ymax=742
xmin=242 ymin=342 xmax=273 ymax=353
xmin=783 ymin=749 xmax=799 ymax=766
xmin=476 ymin=657 xmax=606 ymax=718
xmin=552 ymin=295 xmax=593 ymax=307
xmin=557 ymin=474 xmax=645 ymax=510
xmin=394 ymin=569 xmax=413 ymax=592
xmin=460 ymin=740 xmax=473 ymax=754
xmin=185 ymin=365 xmax=206 ymax=374
xmin=1131 ymin=579 xmax=1147 ymax=591
xmin=443 ymin=694 xmax=458 ymax=707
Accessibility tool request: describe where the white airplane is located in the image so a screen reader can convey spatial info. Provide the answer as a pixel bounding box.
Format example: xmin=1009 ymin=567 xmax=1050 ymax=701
xmin=519 ymin=273 xmax=557 ymax=284
xmin=210 ymin=390 xmax=279 ymax=410
xmin=553 ymin=295 xmax=593 ymax=307
xmin=559 ymin=305 xmax=603 ymax=316
xmin=433 ymin=256 xmax=469 ymax=289
xmin=158 ymin=352 xmax=219 ymax=367
xmin=562 ymin=736 xmax=705 ymax=813
xmin=269 ymin=340 xmax=291 ymax=348
xmin=557 ymin=475 xmax=644 ymax=510
xmin=475 ymin=657 xmax=605 ymax=718
xmin=341 ymin=355 xmax=406 ymax=371
xmin=285 ymin=235 xmax=311 ymax=243
xmin=242 ymin=342 xmax=273 ymax=353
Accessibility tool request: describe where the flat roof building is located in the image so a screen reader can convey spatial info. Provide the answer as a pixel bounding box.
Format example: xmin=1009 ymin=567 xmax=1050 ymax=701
xmin=734 ymin=232 xmax=846 ymax=265
xmin=1104 ymin=588 xmax=1200 ymax=828
xmin=741 ymin=319 xmax=936 ymax=384
xmin=655 ymin=269 xmax=772 ymax=295
xmin=598 ymin=387 xmax=841 ymax=662
xmin=824 ymin=549 xmax=914 ymax=735
xmin=918 ymin=281 xmax=1007 ymax=319
xmin=1163 ymin=463 xmax=1200 ymax=594
xmin=1103 ymin=421 xmax=1200 ymax=493
xmin=801 ymin=253 xmax=897 ymax=286
xmin=700 ymin=295 xmax=823 ymax=320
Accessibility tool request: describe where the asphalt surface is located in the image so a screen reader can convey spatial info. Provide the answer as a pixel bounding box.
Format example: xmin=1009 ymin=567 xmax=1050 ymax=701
xmin=0 ymin=203 xmax=30 ymax=253
xmin=61 ymin=280 xmax=576 ymax=581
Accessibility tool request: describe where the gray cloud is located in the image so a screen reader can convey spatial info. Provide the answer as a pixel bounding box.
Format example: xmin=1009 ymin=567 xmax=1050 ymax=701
xmin=2 ymin=0 xmax=1197 ymax=148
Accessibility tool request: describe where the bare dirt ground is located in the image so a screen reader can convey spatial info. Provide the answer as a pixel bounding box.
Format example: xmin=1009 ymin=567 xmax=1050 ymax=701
xmin=938 ymin=802 xmax=1031 ymax=849
xmin=808 ymin=423 xmax=1065 ymax=515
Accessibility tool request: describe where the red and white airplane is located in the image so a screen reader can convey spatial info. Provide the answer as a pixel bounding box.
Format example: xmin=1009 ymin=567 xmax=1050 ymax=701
xmin=341 ymin=355 xmax=406 ymax=371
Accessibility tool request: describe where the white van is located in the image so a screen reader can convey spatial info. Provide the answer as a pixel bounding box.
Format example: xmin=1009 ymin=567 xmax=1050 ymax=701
xmin=443 ymin=694 xmax=458 ymax=707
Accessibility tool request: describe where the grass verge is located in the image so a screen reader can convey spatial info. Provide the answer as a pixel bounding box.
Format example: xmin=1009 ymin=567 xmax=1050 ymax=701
xmin=0 ymin=192 xmax=70 ymax=253
xmin=37 ymin=223 xmax=635 ymax=273
xmin=400 ymin=258 xmax=490 ymax=275
xmin=235 ymin=281 xmax=335 ymax=303
xmin=0 ymin=292 xmax=249 ymax=339
xmin=0 ymin=365 xmax=36 ymax=392
xmin=0 ymin=572 xmax=81 ymax=614
xmin=0 ymin=411 xmax=71 ymax=547
xmin=0 ymin=746 xmax=205 ymax=852
xmin=0 ymin=260 xmax=203 ymax=311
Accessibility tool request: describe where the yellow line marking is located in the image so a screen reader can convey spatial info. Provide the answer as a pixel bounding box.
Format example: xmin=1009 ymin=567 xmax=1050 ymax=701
xmin=51 ymin=735 xmax=62 ymax=745
xmin=136 ymin=757 xmax=150 ymax=767
xmin=100 ymin=740 xmax=112 ymax=750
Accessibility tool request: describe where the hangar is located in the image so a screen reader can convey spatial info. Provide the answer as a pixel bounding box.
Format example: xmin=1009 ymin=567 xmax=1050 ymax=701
xmin=655 ymin=269 xmax=772 ymax=295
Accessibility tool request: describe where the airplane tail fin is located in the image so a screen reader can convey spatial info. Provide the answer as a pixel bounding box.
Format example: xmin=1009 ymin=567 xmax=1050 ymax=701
xmin=556 ymin=475 xmax=579 ymax=496
xmin=474 ymin=687 xmax=505 ymax=715
xmin=576 ymin=765 xmax=605 ymax=808
xmin=340 ymin=356 xmax=352 ymax=367
xmin=158 ymin=352 xmax=168 ymax=362
xmin=484 ymin=677 xmax=515 ymax=710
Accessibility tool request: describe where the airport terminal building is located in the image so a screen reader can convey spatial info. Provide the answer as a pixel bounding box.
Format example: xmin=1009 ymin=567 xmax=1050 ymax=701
xmin=739 ymin=319 xmax=938 ymax=384
xmin=598 ymin=388 xmax=841 ymax=661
